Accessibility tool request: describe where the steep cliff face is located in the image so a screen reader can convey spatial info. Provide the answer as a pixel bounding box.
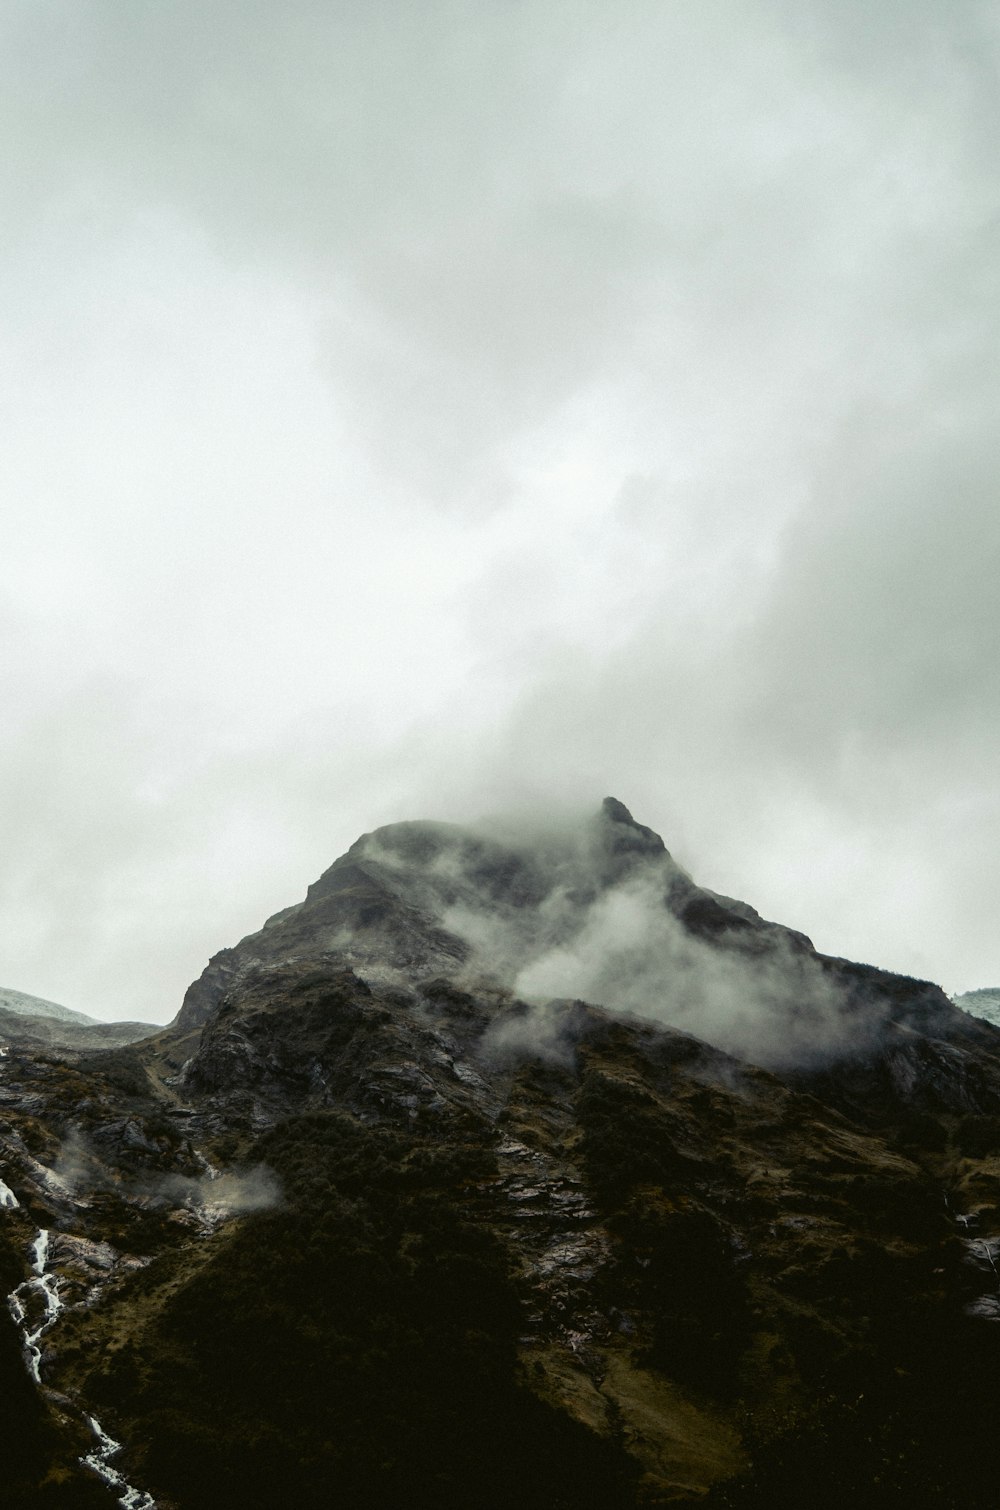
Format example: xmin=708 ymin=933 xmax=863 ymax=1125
xmin=3 ymin=801 xmax=1000 ymax=1509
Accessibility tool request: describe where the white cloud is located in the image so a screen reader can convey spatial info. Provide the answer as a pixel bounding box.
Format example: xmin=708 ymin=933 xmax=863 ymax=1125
xmin=1 ymin=1 xmax=999 ymax=1018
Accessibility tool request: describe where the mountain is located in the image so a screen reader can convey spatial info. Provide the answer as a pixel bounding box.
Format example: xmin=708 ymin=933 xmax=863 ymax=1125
xmin=3 ymin=799 xmax=1000 ymax=1509
xmin=955 ymin=987 xmax=1000 ymax=1029
xmin=0 ymin=986 xmax=101 ymax=1025
xmin=0 ymin=986 xmax=158 ymax=1052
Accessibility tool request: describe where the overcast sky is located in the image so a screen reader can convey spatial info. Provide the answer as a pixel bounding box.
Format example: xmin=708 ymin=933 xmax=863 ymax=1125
xmin=2 ymin=0 xmax=999 ymax=1023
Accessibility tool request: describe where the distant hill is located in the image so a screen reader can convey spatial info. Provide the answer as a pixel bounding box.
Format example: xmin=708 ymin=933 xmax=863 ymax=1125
xmin=0 ymin=986 xmax=99 ymax=1026
xmin=955 ymin=987 xmax=1000 ymax=1028
xmin=0 ymin=986 xmax=158 ymax=1050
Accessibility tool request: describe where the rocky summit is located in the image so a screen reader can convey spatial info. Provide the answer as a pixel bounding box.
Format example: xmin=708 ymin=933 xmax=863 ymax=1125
xmin=4 ymin=800 xmax=1000 ymax=1509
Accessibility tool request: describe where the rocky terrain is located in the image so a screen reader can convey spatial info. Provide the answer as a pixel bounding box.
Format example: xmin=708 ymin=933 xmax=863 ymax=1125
xmin=3 ymin=798 xmax=1000 ymax=1508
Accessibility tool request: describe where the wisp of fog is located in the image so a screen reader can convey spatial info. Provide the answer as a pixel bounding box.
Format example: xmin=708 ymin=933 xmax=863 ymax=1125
xmin=358 ymin=801 xmax=884 ymax=1070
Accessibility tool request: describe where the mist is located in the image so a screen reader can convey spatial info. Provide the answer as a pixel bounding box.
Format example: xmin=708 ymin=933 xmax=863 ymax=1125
xmin=2 ymin=2 xmax=999 ymax=1021
xmin=51 ymin=1126 xmax=282 ymax=1218
xmin=363 ymin=804 xmax=885 ymax=1070
xmin=510 ymin=875 xmax=872 ymax=1069
xmin=154 ymin=1165 xmax=283 ymax=1219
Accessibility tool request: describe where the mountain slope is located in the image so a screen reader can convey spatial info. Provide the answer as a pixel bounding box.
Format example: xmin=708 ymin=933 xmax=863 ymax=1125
xmin=0 ymin=987 xmax=158 ymax=1051
xmin=955 ymin=987 xmax=1000 ymax=1028
xmin=0 ymin=986 xmax=99 ymax=1025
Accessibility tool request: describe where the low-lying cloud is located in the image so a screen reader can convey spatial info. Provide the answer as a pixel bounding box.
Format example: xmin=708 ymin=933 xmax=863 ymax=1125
xmin=52 ymin=1127 xmax=281 ymax=1217
xmin=156 ymin=1164 xmax=282 ymax=1217
xmin=413 ymin=810 xmax=884 ymax=1069
xmin=511 ymin=874 xmax=865 ymax=1069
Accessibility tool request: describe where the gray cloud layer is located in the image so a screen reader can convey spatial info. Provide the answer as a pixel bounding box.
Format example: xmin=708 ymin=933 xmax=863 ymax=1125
xmin=2 ymin=1 xmax=999 ymax=1019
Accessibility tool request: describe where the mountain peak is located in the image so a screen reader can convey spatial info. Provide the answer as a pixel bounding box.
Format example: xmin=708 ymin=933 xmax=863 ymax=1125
xmin=598 ymin=795 xmax=668 ymax=862
xmin=600 ymin=795 xmax=639 ymax=825
xmin=172 ymin=797 xmax=949 ymax=1072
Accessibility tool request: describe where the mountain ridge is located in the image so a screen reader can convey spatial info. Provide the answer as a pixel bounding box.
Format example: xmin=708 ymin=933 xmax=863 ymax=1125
xmin=955 ymin=987 xmax=1000 ymax=1028
xmin=0 ymin=986 xmax=99 ymax=1026
xmin=172 ymin=797 xmax=967 ymax=1084
xmin=0 ymin=987 xmax=158 ymax=1052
